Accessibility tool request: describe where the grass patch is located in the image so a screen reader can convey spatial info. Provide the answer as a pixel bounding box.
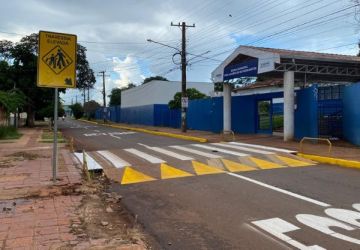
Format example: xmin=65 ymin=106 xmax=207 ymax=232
xmin=40 ymin=130 xmax=66 ymax=143
xmin=0 ymin=126 xmax=22 ymax=140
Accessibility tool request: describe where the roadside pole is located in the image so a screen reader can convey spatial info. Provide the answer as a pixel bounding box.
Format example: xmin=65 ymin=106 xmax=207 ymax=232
xmin=52 ymin=88 xmax=58 ymax=182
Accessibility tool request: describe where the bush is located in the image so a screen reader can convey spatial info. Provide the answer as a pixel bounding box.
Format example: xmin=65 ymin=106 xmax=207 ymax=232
xmin=0 ymin=126 xmax=21 ymax=139
xmin=70 ymin=103 xmax=84 ymax=119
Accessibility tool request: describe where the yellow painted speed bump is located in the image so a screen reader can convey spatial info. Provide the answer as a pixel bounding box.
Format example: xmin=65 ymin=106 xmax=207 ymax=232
xmin=192 ymin=161 xmax=224 ymax=175
xmin=221 ymin=159 xmax=256 ymax=172
xmin=121 ymin=167 xmax=156 ymax=185
xmin=249 ymin=157 xmax=283 ymax=169
xmin=161 ymin=163 xmax=193 ymax=179
xmin=276 ymin=155 xmax=314 ymax=167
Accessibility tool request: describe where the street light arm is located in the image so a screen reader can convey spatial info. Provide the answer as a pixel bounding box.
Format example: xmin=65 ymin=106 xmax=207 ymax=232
xmin=146 ymin=38 xmax=181 ymax=52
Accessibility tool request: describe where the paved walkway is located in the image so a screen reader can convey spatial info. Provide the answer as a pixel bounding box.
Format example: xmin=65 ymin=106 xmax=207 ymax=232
xmin=94 ymin=121 xmax=360 ymax=161
xmin=0 ymin=128 xmax=85 ymax=249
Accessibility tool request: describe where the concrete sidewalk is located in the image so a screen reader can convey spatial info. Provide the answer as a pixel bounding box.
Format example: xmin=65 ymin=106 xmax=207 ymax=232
xmin=0 ymin=128 xmax=146 ymax=250
xmin=0 ymin=128 xmax=84 ymax=249
xmin=91 ymin=121 xmax=360 ymax=162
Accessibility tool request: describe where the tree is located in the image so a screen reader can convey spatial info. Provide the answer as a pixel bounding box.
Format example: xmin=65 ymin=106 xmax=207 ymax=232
xmin=76 ymin=44 xmax=96 ymax=102
xmin=214 ymin=82 xmax=224 ymax=92
xmin=168 ymin=88 xmax=207 ymax=109
xmin=84 ymin=100 xmax=100 ymax=119
xmin=70 ymin=103 xmax=84 ymax=119
xmin=108 ymin=88 xmax=122 ymax=106
xmin=0 ymin=33 xmax=95 ymax=127
xmin=142 ymin=75 xmax=168 ymax=84
xmin=108 ymin=83 xmax=136 ymax=107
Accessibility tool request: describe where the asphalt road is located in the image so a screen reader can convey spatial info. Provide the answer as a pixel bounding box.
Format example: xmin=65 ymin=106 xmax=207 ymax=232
xmin=60 ymin=119 xmax=360 ymax=250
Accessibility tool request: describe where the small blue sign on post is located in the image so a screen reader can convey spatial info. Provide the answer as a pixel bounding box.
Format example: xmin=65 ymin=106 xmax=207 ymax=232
xmin=223 ymin=59 xmax=258 ymax=80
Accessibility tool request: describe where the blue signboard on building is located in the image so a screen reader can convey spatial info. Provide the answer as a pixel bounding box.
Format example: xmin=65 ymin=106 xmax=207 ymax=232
xmin=223 ymin=59 xmax=258 ymax=80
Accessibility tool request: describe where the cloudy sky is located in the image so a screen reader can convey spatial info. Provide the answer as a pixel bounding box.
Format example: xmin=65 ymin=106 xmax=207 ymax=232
xmin=0 ymin=0 xmax=359 ymax=105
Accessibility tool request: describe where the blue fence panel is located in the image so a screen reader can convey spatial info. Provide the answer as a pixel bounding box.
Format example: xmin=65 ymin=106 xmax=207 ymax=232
xmin=187 ymin=97 xmax=223 ymax=133
xmin=232 ymin=95 xmax=256 ymax=134
xmin=154 ymin=104 xmax=170 ymax=127
xmin=169 ymin=109 xmax=181 ymax=128
xmin=343 ymin=83 xmax=360 ymax=146
xmin=120 ymin=105 xmax=155 ymax=126
xmin=295 ymin=85 xmax=318 ymax=139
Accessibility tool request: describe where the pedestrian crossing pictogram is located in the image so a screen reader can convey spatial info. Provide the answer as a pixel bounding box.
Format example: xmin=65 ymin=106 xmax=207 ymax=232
xmin=42 ymin=45 xmax=73 ymax=75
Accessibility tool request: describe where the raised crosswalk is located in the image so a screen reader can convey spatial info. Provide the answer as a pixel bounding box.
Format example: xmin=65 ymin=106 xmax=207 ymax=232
xmin=73 ymin=142 xmax=315 ymax=185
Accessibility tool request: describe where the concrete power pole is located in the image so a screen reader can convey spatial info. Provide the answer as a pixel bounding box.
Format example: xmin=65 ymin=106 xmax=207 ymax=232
xmin=98 ymin=71 xmax=108 ymax=123
xmin=171 ymin=22 xmax=195 ymax=133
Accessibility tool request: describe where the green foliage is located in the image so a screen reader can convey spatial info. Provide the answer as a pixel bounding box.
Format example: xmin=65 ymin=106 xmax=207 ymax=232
xmin=37 ymin=103 xmax=65 ymax=119
xmin=168 ymin=88 xmax=207 ymax=109
xmin=214 ymin=82 xmax=224 ymax=92
xmin=70 ymin=103 xmax=84 ymax=119
xmin=142 ymin=76 xmax=168 ymax=84
xmin=108 ymin=88 xmax=122 ymax=106
xmin=0 ymin=126 xmax=21 ymax=140
xmin=84 ymin=100 xmax=100 ymax=119
xmin=108 ymin=83 xmax=136 ymax=107
xmin=0 ymin=89 xmax=26 ymax=113
xmin=0 ymin=33 xmax=94 ymax=126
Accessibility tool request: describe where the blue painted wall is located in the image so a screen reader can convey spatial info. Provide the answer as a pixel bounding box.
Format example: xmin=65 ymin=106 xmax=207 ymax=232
xmin=96 ymin=86 xmax=321 ymax=140
xmin=187 ymin=97 xmax=223 ymax=133
xmin=343 ymin=83 xmax=360 ymax=146
xmin=295 ymin=85 xmax=318 ymax=139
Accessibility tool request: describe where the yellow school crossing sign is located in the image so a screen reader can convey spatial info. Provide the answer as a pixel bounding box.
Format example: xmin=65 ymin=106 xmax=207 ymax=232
xmin=37 ymin=31 xmax=77 ymax=88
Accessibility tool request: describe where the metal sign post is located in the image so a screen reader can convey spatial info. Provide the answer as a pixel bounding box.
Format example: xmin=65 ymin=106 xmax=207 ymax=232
xmin=37 ymin=30 xmax=77 ymax=183
xmin=52 ymin=88 xmax=58 ymax=182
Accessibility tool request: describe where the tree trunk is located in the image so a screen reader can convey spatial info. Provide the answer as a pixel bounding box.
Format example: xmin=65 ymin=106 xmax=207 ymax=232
xmin=26 ymin=106 xmax=35 ymax=127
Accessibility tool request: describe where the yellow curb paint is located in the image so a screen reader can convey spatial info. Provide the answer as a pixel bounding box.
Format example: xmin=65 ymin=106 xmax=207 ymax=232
xmin=160 ymin=163 xmax=193 ymax=179
xmin=78 ymin=119 xmax=98 ymax=125
xmin=249 ymin=157 xmax=283 ymax=169
xmin=192 ymin=161 xmax=224 ymax=175
xmin=221 ymin=159 xmax=257 ymax=172
xmin=276 ymin=155 xmax=314 ymax=167
xmin=297 ymin=153 xmax=360 ymax=170
xmin=121 ymin=167 xmax=156 ymax=185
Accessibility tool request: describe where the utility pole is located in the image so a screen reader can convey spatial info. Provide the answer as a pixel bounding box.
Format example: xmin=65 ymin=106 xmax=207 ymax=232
xmin=171 ymin=22 xmax=195 ymax=132
xmin=98 ymin=71 xmax=109 ymax=123
xmin=75 ymin=95 xmax=78 ymax=104
xmin=87 ymin=87 xmax=90 ymax=102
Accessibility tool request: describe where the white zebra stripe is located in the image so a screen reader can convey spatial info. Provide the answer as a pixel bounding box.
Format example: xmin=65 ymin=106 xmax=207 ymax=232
xmin=124 ymin=148 xmax=165 ymax=164
xmin=97 ymin=150 xmax=130 ymax=168
xmin=74 ymin=152 xmax=102 ymax=170
xmin=144 ymin=146 xmax=193 ymax=161
xmin=192 ymin=144 xmax=249 ymax=157
xmin=229 ymin=142 xmax=296 ymax=154
xmin=212 ymin=143 xmax=274 ymax=155
xmin=169 ymin=145 xmax=222 ymax=159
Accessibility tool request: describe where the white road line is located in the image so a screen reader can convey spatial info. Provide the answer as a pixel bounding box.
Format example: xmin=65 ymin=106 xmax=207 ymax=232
xmin=252 ymin=218 xmax=325 ymax=250
xmin=212 ymin=143 xmax=274 ymax=155
xmin=74 ymin=152 xmax=103 ymax=170
xmin=109 ymin=134 xmax=122 ymax=140
xmin=170 ymin=145 xmax=222 ymax=159
xmin=139 ymin=144 xmax=193 ymax=161
xmin=97 ymin=150 xmax=130 ymax=168
xmin=192 ymin=144 xmax=249 ymax=157
xmin=124 ymin=148 xmax=165 ymax=164
xmin=229 ymin=142 xmax=296 ymax=154
xmin=227 ymin=172 xmax=331 ymax=207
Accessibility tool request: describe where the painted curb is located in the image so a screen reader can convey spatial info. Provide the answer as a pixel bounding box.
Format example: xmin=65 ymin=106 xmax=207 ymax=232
xmin=78 ymin=119 xmax=208 ymax=143
xmin=297 ymin=153 xmax=360 ymax=170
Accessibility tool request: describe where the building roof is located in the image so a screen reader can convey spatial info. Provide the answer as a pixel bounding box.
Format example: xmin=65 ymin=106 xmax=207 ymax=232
xmin=241 ymin=45 xmax=360 ymax=63
xmin=211 ymin=45 xmax=360 ymax=83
